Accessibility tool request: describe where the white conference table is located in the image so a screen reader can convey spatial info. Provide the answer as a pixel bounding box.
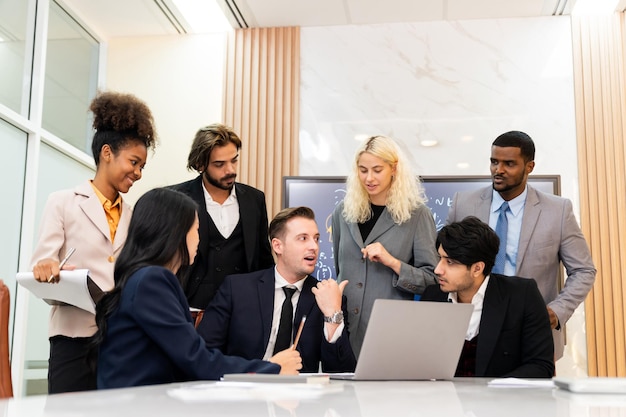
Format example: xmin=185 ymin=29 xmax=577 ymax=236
xmin=1 ymin=378 xmax=624 ymax=417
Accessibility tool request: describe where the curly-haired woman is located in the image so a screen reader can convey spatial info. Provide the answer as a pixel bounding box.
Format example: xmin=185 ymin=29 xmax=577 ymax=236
xmin=331 ymin=135 xmax=438 ymax=357
xmin=30 ymin=91 xmax=157 ymax=393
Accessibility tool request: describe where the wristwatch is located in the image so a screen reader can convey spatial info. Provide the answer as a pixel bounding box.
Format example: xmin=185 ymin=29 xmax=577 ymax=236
xmin=324 ymin=311 xmax=344 ymax=324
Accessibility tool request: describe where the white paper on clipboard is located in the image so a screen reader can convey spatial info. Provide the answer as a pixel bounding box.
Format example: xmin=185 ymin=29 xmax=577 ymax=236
xmin=17 ymin=269 xmax=103 ymax=314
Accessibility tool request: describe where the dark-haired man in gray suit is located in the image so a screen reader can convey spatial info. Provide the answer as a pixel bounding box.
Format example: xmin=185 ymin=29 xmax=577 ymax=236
xmin=446 ymin=130 xmax=596 ymax=359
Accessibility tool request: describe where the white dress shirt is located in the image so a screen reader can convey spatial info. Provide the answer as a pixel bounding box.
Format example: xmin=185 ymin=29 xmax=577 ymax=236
xmin=263 ymin=269 xmax=344 ymax=360
xmin=202 ymin=184 xmax=240 ymax=238
xmin=448 ymin=275 xmax=490 ymax=340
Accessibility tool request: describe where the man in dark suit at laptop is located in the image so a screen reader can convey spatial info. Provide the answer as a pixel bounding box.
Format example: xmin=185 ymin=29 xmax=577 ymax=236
xmin=197 ymin=206 xmax=356 ymax=373
xmin=422 ymin=216 xmax=554 ymax=378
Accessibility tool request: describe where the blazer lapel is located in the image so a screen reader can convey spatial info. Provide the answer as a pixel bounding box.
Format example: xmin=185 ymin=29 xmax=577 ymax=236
xmin=236 ymin=184 xmax=255 ymax=270
xmin=258 ymin=269 xmax=276 ymax=348
xmin=114 ymin=201 xmax=132 ymax=252
xmin=477 ymin=187 xmax=493 ymax=223
xmin=295 ymin=277 xmax=317 ymax=323
xmin=363 ymin=209 xmax=395 ymax=245
xmin=190 ymin=177 xmax=211 ymax=262
xmin=346 ymin=221 xmax=364 ymax=249
xmin=476 ymin=276 xmax=508 ymax=376
xmin=516 ymin=186 xmax=541 ymax=274
xmin=77 ymin=184 xmax=111 ymax=244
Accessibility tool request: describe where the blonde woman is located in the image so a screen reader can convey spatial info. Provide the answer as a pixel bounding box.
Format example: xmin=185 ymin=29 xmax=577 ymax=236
xmin=332 ymin=135 xmax=438 ymax=357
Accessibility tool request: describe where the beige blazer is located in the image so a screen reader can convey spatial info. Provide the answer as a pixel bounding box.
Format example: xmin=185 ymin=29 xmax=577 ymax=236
xmin=30 ymin=181 xmax=131 ymax=338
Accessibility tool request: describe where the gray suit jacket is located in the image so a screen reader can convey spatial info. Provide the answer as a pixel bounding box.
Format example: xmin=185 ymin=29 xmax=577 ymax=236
xmin=332 ymin=202 xmax=438 ymax=357
xmin=447 ymin=185 xmax=596 ymax=357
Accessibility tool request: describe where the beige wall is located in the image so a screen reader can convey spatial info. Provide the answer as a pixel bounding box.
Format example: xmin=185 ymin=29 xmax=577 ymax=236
xmin=106 ymin=33 xmax=228 ymax=204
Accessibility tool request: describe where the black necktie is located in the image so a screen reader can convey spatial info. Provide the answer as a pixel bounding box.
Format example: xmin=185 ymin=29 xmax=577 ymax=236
xmin=274 ymin=287 xmax=296 ymax=354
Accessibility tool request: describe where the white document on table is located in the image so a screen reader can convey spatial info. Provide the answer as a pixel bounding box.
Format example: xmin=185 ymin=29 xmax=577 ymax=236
xmin=488 ymin=378 xmax=555 ymax=388
xmin=16 ymin=269 xmax=100 ymax=314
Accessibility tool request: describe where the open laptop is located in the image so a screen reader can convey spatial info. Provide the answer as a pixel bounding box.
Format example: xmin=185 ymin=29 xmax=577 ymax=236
xmin=331 ymin=299 xmax=473 ymax=381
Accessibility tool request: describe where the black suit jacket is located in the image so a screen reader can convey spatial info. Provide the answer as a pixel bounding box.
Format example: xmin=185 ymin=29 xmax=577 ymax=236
xmin=421 ymin=274 xmax=554 ymax=378
xmin=169 ymin=176 xmax=274 ymax=305
xmin=197 ymin=268 xmax=357 ymax=373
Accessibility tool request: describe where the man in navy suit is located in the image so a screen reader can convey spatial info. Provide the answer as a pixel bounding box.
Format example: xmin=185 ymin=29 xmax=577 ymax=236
xmin=421 ymin=216 xmax=554 ymax=378
xmin=170 ymin=124 xmax=274 ymax=309
xmin=197 ymin=206 xmax=356 ymax=373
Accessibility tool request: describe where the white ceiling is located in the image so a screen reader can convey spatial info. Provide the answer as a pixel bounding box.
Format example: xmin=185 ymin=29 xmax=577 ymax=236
xmin=232 ymin=0 xmax=568 ymax=28
xmin=60 ymin=0 xmax=579 ymax=39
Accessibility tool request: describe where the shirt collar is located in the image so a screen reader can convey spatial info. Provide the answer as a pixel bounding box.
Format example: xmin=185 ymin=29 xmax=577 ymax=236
xmin=274 ymin=267 xmax=306 ymax=292
xmin=90 ymin=181 xmax=121 ymax=209
xmin=204 ymin=184 xmax=238 ymax=204
xmin=491 ymin=186 xmax=527 ymax=217
xmin=447 ymin=275 xmax=490 ymax=304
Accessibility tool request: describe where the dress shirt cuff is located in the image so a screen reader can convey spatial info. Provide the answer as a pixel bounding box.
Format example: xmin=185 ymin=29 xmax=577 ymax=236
xmin=323 ymin=322 xmax=345 ymax=343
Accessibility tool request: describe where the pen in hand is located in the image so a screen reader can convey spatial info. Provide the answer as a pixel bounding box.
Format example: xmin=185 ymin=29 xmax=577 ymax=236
xmin=48 ymin=247 xmax=76 ymax=283
xmin=291 ymin=315 xmax=306 ymax=350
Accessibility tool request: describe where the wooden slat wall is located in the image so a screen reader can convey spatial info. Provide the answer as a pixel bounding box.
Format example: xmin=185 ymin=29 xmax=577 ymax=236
xmin=223 ymin=27 xmax=300 ymax=217
xmin=571 ymin=13 xmax=626 ymax=376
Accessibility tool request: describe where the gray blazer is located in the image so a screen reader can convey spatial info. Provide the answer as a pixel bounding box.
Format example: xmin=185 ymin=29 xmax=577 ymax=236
xmin=447 ymin=185 xmax=596 ymax=357
xmin=332 ymin=202 xmax=438 ymax=357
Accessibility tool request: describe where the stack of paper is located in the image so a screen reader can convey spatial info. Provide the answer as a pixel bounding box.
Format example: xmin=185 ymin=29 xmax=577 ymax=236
xmin=16 ymin=269 xmax=103 ymax=314
xmin=168 ymin=379 xmax=343 ymax=403
xmin=488 ymin=378 xmax=555 ymax=388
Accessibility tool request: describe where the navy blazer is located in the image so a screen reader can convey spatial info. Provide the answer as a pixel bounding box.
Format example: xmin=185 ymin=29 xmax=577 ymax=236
xmin=197 ymin=268 xmax=356 ymax=373
xmin=97 ymin=266 xmax=279 ymax=389
xmin=421 ymin=274 xmax=554 ymax=378
xmin=170 ymin=176 xmax=275 ymax=306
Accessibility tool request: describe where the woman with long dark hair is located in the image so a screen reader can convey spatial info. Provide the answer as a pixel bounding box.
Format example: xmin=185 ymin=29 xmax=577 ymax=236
xmin=92 ymin=188 xmax=301 ymax=388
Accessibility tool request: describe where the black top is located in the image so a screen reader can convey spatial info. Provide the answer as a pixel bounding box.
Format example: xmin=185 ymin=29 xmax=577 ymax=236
xmin=358 ymin=203 xmax=386 ymax=241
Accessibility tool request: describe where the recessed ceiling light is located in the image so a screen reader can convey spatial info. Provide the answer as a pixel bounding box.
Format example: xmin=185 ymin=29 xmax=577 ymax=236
xmin=456 ymin=162 xmax=470 ymax=169
xmin=354 ymin=134 xmax=370 ymax=142
xmin=171 ymin=0 xmax=232 ymax=33
xmin=420 ymin=140 xmax=438 ymax=147
xmin=572 ymin=0 xmax=620 ymax=15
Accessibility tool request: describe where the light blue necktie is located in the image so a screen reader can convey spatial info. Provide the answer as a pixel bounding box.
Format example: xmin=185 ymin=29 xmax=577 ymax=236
xmin=493 ymin=202 xmax=509 ymax=274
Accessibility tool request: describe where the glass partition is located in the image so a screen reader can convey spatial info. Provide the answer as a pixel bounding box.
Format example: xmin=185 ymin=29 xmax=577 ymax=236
xmin=0 ymin=0 xmax=33 ymax=115
xmin=0 ymin=119 xmax=27 ymax=349
xmin=42 ymin=1 xmax=99 ymax=153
